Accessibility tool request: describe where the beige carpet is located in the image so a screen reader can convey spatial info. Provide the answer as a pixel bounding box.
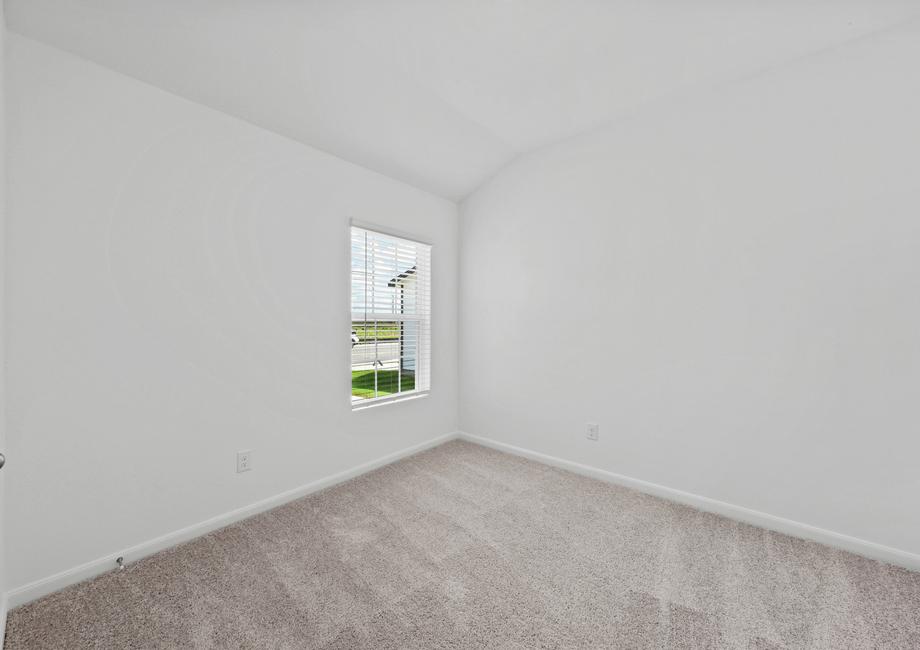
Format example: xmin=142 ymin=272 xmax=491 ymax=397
xmin=5 ymin=440 xmax=920 ymax=649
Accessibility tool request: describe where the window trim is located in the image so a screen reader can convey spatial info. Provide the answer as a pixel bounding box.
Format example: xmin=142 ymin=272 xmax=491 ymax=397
xmin=348 ymin=219 xmax=432 ymax=410
xmin=351 ymin=390 xmax=430 ymax=412
xmin=349 ymin=219 xmax=433 ymax=248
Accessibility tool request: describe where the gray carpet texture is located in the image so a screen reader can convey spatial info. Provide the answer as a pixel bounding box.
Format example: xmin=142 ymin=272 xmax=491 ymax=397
xmin=5 ymin=439 xmax=920 ymax=649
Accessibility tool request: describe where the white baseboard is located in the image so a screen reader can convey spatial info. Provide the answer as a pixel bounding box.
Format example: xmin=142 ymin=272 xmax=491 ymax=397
xmin=459 ymin=431 xmax=920 ymax=572
xmin=1 ymin=593 xmax=8 ymax=648
xmin=8 ymin=430 xmax=916 ymax=614
xmin=5 ymin=432 xmax=460 ymax=609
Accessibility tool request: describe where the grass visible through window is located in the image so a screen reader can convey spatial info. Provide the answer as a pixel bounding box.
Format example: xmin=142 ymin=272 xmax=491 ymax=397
xmin=352 ymin=322 xmax=400 ymax=341
xmin=351 ymin=370 xmax=416 ymax=400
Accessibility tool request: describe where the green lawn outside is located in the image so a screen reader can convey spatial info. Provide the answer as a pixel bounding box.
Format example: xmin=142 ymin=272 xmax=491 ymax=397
xmin=352 ymin=322 xmax=400 ymax=341
xmin=352 ymin=370 xmax=415 ymax=399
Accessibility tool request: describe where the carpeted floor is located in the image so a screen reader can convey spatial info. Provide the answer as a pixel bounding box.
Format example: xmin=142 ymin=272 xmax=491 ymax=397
xmin=5 ymin=440 xmax=920 ymax=649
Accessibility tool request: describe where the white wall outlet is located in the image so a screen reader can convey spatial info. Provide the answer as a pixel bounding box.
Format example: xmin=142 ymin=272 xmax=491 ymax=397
xmin=586 ymin=423 xmax=599 ymax=441
xmin=236 ymin=450 xmax=253 ymax=473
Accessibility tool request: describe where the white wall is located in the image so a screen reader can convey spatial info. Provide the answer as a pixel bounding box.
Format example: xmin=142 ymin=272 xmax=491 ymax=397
xmin=1 ymin=0 xmax=8 ymax=628
xmin=460 ymin=21 xmax=920 ymax=557
xmin=5 ymin=35 xmax=458 ymax=593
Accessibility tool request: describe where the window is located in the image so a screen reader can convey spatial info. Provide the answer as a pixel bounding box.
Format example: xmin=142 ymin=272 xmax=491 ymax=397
xmin=351 ymin=225 xmax=431 ymax=407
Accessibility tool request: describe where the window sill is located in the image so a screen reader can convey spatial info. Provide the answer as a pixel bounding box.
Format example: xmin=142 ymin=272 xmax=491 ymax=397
xmin=351 ymin=391 xmax=430 ymax=411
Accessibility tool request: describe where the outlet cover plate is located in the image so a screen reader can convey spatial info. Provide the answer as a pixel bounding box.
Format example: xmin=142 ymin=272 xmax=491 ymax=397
xmin=586 ymin=423 xmax=599 ymax=441
xmin=237 ymin=450 xmax=252 ymax=473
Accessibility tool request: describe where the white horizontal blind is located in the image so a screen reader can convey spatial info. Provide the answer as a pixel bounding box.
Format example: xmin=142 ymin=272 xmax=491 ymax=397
xmin=350 ymin=226 xmax=431 ymax=405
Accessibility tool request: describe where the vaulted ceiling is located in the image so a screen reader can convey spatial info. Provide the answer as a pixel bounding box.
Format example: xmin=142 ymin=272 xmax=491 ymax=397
xmin=7 ymin=1 xmax=920 ymax=200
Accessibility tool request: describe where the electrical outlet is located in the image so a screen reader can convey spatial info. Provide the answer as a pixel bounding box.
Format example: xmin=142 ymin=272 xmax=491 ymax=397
xmin=236 ymin=450 xmax=253 ymax=473
xmin=586 ymin=423 xmax=599 ymax=441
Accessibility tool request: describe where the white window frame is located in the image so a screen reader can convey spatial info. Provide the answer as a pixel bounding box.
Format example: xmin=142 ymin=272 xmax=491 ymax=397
xmin=349 ymin=220 xmax=432 ymax=410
